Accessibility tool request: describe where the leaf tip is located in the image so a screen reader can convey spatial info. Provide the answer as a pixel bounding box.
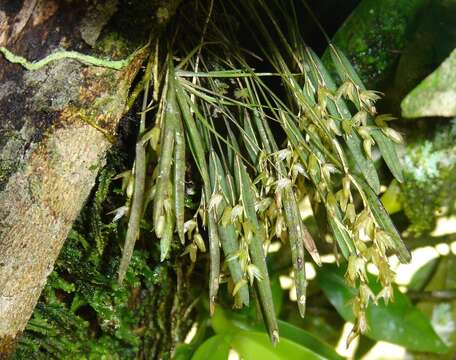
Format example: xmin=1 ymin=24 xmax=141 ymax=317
xmin=271 ymin=329 xmax=280 ymax=346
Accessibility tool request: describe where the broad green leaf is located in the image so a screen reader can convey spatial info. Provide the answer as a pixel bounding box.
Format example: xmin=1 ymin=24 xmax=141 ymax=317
xmin=191 ymin=335 xmax=231 ymax=360
xmin=174 ymin=344 xmax=194 ymax=360
xmin=323 ymin=0 xmax=427 ymax=87
xmin=270 ymin=275 xmax=284 ymax=316
xmin=317 ymin=264 xmax=449 ymax=353
xmin=231 ymin=331 xmax=326 ymax=360
xmin=175 ymin=319 xmax=211 ymax=360
xmin=402 ymin=49 xmax=456 ymax=118
xmin=211 ymin=307 xmax=252 ymax=335
xmin=275 ymin=321 xmax=344 ymax=360
xmin=408 ymin=257 xmax=439 ymax=292
xmin=416 ymin=255 xmax=456 ymax=357
xmin=393 ymin=0 xmax=456 ymax=110
xmin=212 ymin=307 xmax=342 ymax=360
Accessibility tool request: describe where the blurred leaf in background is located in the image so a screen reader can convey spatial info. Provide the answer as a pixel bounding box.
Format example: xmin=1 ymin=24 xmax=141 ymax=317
xmin=410 ymin=256 xmax=456 ymax=359
xmin=317 ymin=263 xmax=449 ymax=354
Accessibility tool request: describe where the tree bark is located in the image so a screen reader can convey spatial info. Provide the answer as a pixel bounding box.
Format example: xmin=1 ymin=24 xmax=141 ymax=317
xmin=0 ymin=0 xmax=176 ymax=355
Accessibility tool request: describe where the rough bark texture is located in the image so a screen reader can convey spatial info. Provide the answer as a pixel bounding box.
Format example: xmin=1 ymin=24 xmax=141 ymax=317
xmin=0 ymin=0 xmax=176 ymax=355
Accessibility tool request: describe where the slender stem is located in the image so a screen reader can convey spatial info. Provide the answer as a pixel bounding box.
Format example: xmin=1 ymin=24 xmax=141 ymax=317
xmin=408 ymin=290 xmax=456 ymax=302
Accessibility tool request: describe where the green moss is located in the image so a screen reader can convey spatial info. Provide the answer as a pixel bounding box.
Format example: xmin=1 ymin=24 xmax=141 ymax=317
xmin=0 ymin=131 xmax=25 ymax=191
xmin=96 ymin=0 xmax=181 ymax=57
xmin=14 ymin=149 xmax=194 ymax=359
xmin=95 ymin=32 xmax=132 ymax=59
xmin=0 ymin=159 xmax=17 ymax=189
xmin=400 ymin=119 xmax=456 ymax=235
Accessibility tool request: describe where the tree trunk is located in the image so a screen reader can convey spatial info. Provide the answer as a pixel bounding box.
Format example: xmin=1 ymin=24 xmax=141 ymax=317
xmin=0 ymin=0 xmax=176 ymax=355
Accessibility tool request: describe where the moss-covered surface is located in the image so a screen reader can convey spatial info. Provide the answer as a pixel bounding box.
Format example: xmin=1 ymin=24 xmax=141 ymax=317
xmin=323 ymin=0 xmax=427 ymax=88
xmin=14 ymin=149 xmax=197 ymax=359
xmin=96 ymin=0 xmax=181 ymax=57
xmin=400 ymin=119 xmax=456 ymax=235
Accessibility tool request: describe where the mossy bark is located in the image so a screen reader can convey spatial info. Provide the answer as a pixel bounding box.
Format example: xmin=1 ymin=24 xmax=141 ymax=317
xmin=0 ymin=0 xmax=178 ymax=356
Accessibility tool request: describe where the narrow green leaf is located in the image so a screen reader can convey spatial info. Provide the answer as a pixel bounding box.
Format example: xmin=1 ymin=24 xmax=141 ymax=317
xmin=175 ymin=77 xmax=220 ymax=314
xmin=328 ymin=44 xmax=364 ymax=88
xmin=207 ymin=191 xmax=221 ymax=315
xmin=304 ymin=46 xmax=380 ymax=193
xmin=153 ymin=68 xmax=178 ymax=235
xmin=209 ymin=150 xmax=249 ymax=307
xmin=242 ymin=111 xmax=260 ymax=165
xmin=160 ymin=210 xmax=174 ymax=262
xmin=226 ymin=120 xmax=241 ymax=174
xmin=234 ymin=155 xmax=278 ymax=344
xmin=344 ymin=132 xmax=381 ymax=194
xmin=353 ymin=175 xmax=411 ymax=263
xmin=175 ymin=80 xmax=209 ymax=184
xmin=174 ymin=111 xmax=186 ymax=244
xmin=371 ymin=129 xmax=404 ymax=183
xmin=329 ymin=45 xmax=404 ymax=183
xmin=282 ymin=189 xmax=307 ymax=317
xmin=327 ymin=216 xmax=353 ymax=260
xmin=118 ymin=141 xmax=146 ymax=284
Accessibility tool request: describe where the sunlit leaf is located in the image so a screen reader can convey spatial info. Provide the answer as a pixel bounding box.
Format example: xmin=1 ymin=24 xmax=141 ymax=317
xmin=191 ymin=335 xmax=232 ymax=360
xmin=211 ymin=307 xmax=342 ymax=360
xmin=231 ymin=331 xmax=326 ymax=360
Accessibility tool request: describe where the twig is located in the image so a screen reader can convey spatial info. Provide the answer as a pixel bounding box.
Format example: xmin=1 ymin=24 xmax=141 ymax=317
xmin=408 ymin=290 xmax=456 ymax=302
